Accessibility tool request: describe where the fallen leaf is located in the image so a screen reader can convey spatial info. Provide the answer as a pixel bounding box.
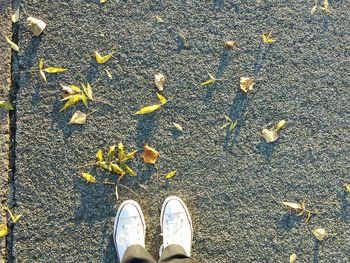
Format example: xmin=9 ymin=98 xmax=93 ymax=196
xmin=282 ymin=201 xmax=303 ymax=212
xmin=95 ymin=50 xmax=114 ymax=64
xmin=39 ymin=59 xmax=46 ymax=82
xmin=97 ymin=161 xmax=111 ymax=171
xmin=165 ymin=170 xmax=177 ymax=179
xmin=200 ymin=74 xmax=216 ymax=86
xmin=96 ymin=149 xmax=103 ymax=162
xmin=43 ymin=67 xmax=67 ymax=73
xmin=155 ymin=15 xmax=164 ymax=23
xmin=80 ymin=172 xmax=96 ymax=183
xmin=61 ymin=84 xmax=81 ymax=95
xmin=154 ymin=73 xmax=166 ymax=91
xmin=172 ymin=122 xmax=183 ymax=132
xmin=321 ymin=0 xmax=331 ymax=14
xmin=135 ymin=104 xmax=162 ymax=115
xmin=290 ymin=253 xmax=297 ymax=263
xmin=27 ymin=17 xmax=46 ymax=36
xmin=123 ymin=165 xmax=137 ymax=176
xmin=81 ymin=93 xmax=88 ymax=108
xmin=60 ymin=94 xmax=82 ymax=112
xmin=82 ymin=83 xmax=93 ymax=100
xmin=142 ymin=144 xmax=159 ymax=164
xmin=105 ymin=69 xmax=113 ymax=79
xmin=107 ymin=145 xmax=116 ymax=162
xmin=0 ymin=101 xmax=14 ymax=111
xmin=4 ymin=207 xmax=22 ymax=224
xmin=275 ymin=120 xmax=286 ymax=131
xmin=230 ymin=120 xmax=238 ymax=132
xmin=240 ymin=77 xmax=255 ymax=93
xmin=310 ymin=4 xmax=318 ymax=15
xmin=68 ymin=111 xmax=87 ymax=125
xmin=345 ymin=183 xmax=350 ymax=193
xmin=224 ymin=40 xmax=236 ymax=49
xmin=262 ymin=31 xmax=276 ymax=44
xmin=157 ymin=92 xmax=167 ymax=105
xmin=5 ymin=36 xmax=19 ymax=52
xmin=0 ymin=224 xmax=9 ymax=238
xmin=110 ymin=163 xmax=125 ymax=175
xmin=262 ymin=128 xmax=279 ymax=143
xmin=312 ymin=228 xmax=327 ymax=241
xmin=118 ymin=143 xmax=124 ymax=160
xmin=100 ymin=0 xmax=107 ymax=3
xmin=122 ymin=150 xmax=137 ymax=162
xmin=12 ymin=7 xmax=20 ymax=23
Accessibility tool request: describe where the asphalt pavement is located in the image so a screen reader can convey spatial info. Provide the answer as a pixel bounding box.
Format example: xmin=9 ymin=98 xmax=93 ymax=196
xmin=9 ymin=0 xmax=350 ymax=262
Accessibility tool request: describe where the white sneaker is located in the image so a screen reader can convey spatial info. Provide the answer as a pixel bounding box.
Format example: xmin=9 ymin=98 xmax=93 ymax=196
xmin=113 ymin=200 xmax=146 ymax=261
xmin=160 ymin=196 xmax=193 ymax=257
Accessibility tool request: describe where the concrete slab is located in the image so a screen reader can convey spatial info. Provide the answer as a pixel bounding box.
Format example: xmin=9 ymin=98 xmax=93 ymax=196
xmin=11 ymin=1 xmax=350 ymax=262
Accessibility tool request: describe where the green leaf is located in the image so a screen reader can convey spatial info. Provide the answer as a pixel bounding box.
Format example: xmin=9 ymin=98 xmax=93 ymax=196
xmin=0 ymin=101 xmax=14 ymax=111
xmin=107 ymin=145 xmax=116 ymax=162
xmin=165 ymin=170 xmax=177 ymax=179
xmin=96 ymin=149 xmax=103 ymax=162
xmin=135 ymin=104 xmax=162 ymax=115
xmin=118 ymin=143 xmax=124 ymax=160
xmin=121 ymin=150 xmax=137 ymax=162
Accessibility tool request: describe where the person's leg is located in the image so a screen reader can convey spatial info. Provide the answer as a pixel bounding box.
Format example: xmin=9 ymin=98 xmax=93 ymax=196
xmin=113 ymin=200 xmax=156 ymax=263
xmin=158 ymin=196 xmax=198 ymax=263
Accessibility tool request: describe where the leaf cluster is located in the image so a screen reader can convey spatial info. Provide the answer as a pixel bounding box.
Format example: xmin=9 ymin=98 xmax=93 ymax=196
xmin=60 ymin=83 xmax=93 ymax=112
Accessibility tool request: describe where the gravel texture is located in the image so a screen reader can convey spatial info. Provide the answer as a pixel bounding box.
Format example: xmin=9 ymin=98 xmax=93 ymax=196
xmin=11 ymin=1 xmax=350 ymax=262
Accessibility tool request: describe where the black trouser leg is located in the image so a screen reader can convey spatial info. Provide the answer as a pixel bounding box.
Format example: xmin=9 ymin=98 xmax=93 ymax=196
xmin=158 ymin=245 xmax=198 ymax=263
xmin=121 ymin=245 xmax=157 ymax=263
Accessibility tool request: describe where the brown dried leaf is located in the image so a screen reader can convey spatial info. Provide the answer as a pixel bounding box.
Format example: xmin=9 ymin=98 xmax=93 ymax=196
xmin=224 ymin=40 xmax=237 ymax=49
xmin=262 ymin=128 xmax=279 ymax=143
xmin=240 ymin=77 xmax=255 ymax=93
xmin=290 ymin=253 xmax=297 ymax=263
xmin=142 ymin=144 xmax=159 ymax=164
xmin=155 ymin=73 xmax=166 ymax=91
xmin=27 ymin=17 xmax=46 ymax=36
xmin=312 ymin=228 xmax=327 ymax=241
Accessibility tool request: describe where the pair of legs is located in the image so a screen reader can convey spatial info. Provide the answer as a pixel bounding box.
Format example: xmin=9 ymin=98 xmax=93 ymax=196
xmin=114 ymin=196 xmax=197 ymax=263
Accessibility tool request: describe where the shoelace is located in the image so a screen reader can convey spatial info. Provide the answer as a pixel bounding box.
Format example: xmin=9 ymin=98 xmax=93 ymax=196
xmin=162 ymin=212 xmax=185 ymax=247
xmin=117 ymin=216 xmax=142 ymax=246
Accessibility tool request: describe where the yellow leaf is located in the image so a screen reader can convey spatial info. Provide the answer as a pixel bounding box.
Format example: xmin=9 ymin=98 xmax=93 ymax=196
xmin=154 ymin=15 xmax=164 ymax=23
xmin=262 ymin=31 xmax=276 ymax=44
xmin=80 ymin=173 xmax=96 ymax=183
xmin=39 ymin=58 xmax=46 ymax=82
xmin=135 ymin=104 xmax=162 ymax=115
xmin=61 ymin=84 xmax=81 ymax=94
xmin=110 ymin=163 xmax=125 ymax=175
xmin=157 ymin=93 xmax=167 ymax=105
xmin=107 ymin=145 xmax=116 ymax=161
xmin=345 ymin=183 xmax=350 ymax=193
xmin=97 ymin=161 xmax=111 ymax=171
xmin=310 ymin=5 xmax=318 ymax=15
xmin=172 ymin=122 xmax=183 ymax=132
xmin=290 ymin=253 xmax=297 ymax=263
xmin=123 ymin=165 xmax=137 ymax=176
xmin=122 ymin=150 xmax=137 ymax=162
xmin=96 ymin=149 xmax=103 ymax=162
xmin=142 ymin=144 xmax=159 ymax=164
xmin=60 ymin=95 xmax=82 ymax=112
xmin=43 ymin=67 xmax=67 ymax=73
xmin=95 ymin=50 xmax=114 ymax=64
xmin=0 ymin=101 xmax=14 ymax=111
xmin=282 ymin=202 xmax=303 ymax=212
xmin=82 ymin=83 xmax=93 ymax=100
xmin=68 ymin=110 xmax=87 ymax=125
xmin=0 ymin=224 xmax=9 ymax=238
xmin=165 ymin=170 xmax=177 ymax=179
xmin=105 ymin=69 xmax=113 ymax=79
xmin=5 ymin=36 xmax=19 ymax=52
xmin=118 ymin=143 xmax=124 ymax=160
xmin=12 ymin=7 xmax=20 ymax=23
xmin=100 ymin=0 xmax=107 ymax=3
xmin=275 ymin=120 xmax=286 ymax=131
xmin=200 ymin=78 xmax=216 ymax=86
xmin=4 ymin=207 xmax=22 ymax=223
xmin=81 ymin=93 xmax=88 ymax=108
xmin=39 ymin=59 xmax=44 ymax=70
